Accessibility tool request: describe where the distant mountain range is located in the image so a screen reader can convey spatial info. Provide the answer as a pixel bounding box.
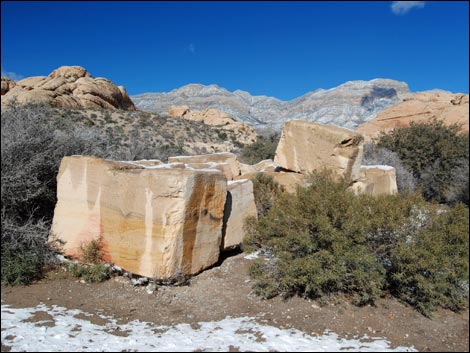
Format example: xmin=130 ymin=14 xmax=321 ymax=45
xmin=131 ymin=79 xmax=411 ymax=131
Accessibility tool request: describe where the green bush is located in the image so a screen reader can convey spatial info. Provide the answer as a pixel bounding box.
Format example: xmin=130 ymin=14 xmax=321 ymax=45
xmin=388 ymin=203 xmax=469 ymax=316
xmin=66 ymin=263 xmax=110 ymax=283
xmin=250 ymin=173 xmax=285 ymax=217
xmin=1 ymin=247 xmax=45 ymax=285
xmin=239 ymin=132 xmax=280 ymax=165
xmin=244 ymin=171 xmax=469 ymax=315
xmin=1 ymin=217 xmax=59 ymax=285
xmin=375 ymin=119 xmax=469 ymax=204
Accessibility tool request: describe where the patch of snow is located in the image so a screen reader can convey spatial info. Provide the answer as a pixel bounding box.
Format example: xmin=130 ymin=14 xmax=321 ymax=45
xmin=244 ymin=250 xmax=261 ymax=260
xmin=228 ymin=179 xmax=249 ymax=185
xmin=1 ymin=304 xmax=416 ymax=352
xmin=361 ymin=165 xmax=395 ymax=171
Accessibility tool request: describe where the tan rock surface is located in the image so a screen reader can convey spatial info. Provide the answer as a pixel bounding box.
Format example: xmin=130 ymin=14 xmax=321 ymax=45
xmin=274 ymin=120 xmax=364 ymax=181
xmin=50 ymin=156 xmax=227 ymax=279
xmin=222 ymin=179 xmax=257 ymax=250
xmin=168 ymin=105 xmax=190 ymax=117
xmin=349 ymin=165 xmax=398 ymax=196
xmin=356 ymin=91 xmax=469 ymax=140
xmin=1 ymin=66 xmax=135 ymax=111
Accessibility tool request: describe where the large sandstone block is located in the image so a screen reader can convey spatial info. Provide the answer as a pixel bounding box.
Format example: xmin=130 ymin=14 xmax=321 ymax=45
xmin=349 ymin=165 xmax=398 ymax=196
xmin=169 ymin=152 xmax=240 ymax=179
xmin=274 ymin=120 xmax=364 ymax=181
xmin=222 ymin=179 xmax=257 ymax=250
xmin=50 ymin=156 xmax=227 ymax=279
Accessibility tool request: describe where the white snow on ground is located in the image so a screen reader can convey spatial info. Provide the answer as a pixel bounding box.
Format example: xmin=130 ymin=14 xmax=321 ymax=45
xmin=1 ymin=304 xmax=417 ymax=352
xmin=244 ymin=250 xmax=261 ymax=260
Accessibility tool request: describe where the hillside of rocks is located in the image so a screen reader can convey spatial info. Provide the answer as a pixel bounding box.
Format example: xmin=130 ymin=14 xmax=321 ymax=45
xmin=131 ymin=79 xmax=410 ymax=131
xmin=357 ymin=90 xmax=469 ymax=140
xmin=1 ymin=66 xmax=136 ymax=111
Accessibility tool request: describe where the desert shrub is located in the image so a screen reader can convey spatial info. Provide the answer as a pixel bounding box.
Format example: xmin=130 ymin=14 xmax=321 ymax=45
xmin=244 ymin=170 xmax=469 ymax=314
xmin=250 ymin=173 xmax=285 ymax=217
xmin=79 ymin=239 xmax=104 ymax=264
xmin=1 ymin=216 xmax=60 ymax=285
xmin=375 ymin=119 xmax=469 ymax=204
xmin=239 ymin=132 xmax=280 ymax=164
xmin=362 ymin=142 xmax=417 ymax=193
xmin=388 ymin=203 xmax=469 ymax=316
xmin=217 ymin=131 xmax=228 ymax=141
xmin=66 ymin=263 xmax=110 ymax=283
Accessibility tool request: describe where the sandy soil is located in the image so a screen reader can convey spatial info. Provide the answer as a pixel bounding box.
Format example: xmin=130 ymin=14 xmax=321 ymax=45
xmin=1 ymin=252 xmax=468 ymax=352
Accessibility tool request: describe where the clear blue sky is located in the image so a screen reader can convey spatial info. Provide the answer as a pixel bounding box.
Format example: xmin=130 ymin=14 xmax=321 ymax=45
xmin=1 ymin=1 xmax=468 ymax=100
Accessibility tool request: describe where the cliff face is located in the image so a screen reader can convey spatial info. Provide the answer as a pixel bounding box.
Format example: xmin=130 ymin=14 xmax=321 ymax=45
xmin=131 ymin=79 xmax=410 ymax=131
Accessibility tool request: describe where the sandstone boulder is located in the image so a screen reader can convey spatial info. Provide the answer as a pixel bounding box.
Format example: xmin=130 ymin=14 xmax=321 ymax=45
xmin=1 ymin=66 xmax=136 ymax=111
xmin=349 ymin=165 xmax=398 ymax=196
xmin=167 ymin=106 xmax=257 ymax=145
xmin=222 ymin=179 xmax=257 ymax=250
xmin=356 ymin=91 xmax=469 ymax=140
xmin=274 ymin=120 xmax=364 ymax=181
xmin=169 ymin=105 xmax=190 ymax=117
xmin=1 ymin=77 xmax=16 ymax=95
xmin=50 ymin=156 xmax=227 ymax=279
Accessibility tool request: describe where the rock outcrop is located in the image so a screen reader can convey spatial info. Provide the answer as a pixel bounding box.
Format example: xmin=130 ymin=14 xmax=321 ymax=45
xmin=132 ymin=79 xmax=410 ymax=131
xmin=274 ymin=120 xmax=364 ymax=181
xmin=1 ymin=66 xmax=136 ymax=111
xmin=168 ymin=106 xmax=257 ymax=145
xmin=349 ymin=165 xmax=398 ymax=196
xmin=222 ymin=179 xmax=257 ymax=250
xmin=50 ymin=156 xmax=227 ymax=279
xmin=356 ymin=91 xmax=469 ymax=140
xmin=1 ymin=77 xmax=16 ymax=95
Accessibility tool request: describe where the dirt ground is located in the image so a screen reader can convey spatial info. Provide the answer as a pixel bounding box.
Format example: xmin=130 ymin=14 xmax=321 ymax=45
xmin=1 ymin=252 xmax=468 ymax=352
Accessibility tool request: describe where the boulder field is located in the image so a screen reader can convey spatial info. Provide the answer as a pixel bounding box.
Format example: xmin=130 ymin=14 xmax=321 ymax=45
xmin=51 ymin=120 xmax=397 ymax=279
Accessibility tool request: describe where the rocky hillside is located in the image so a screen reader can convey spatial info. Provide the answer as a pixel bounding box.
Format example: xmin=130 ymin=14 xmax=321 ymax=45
xmin=1 ymin=66 xmax=135 ymax=111
xmin=357 ymin=90 xmax=469 ymax=140
xmin=131 ymin=79 xmax=410 ymax=131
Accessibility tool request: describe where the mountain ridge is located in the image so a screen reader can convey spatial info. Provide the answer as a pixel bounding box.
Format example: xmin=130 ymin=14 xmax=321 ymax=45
xmin=131 ymin=78 xmax=411 ymax=131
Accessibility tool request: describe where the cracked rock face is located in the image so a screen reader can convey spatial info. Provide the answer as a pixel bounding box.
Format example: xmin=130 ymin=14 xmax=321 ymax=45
xmin=1 ymin=66 xmax=136 ymax=111
xmin=357 ymin=91 xmax=469 ymax=140
xmin=274 ymin=120 xmax=364 ymax=182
